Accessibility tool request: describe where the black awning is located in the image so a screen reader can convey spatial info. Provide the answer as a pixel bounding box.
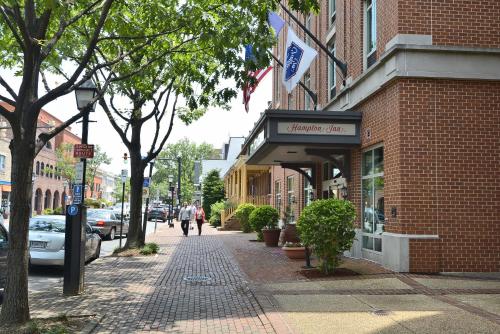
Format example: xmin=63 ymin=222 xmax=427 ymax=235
xmin=241 ymin=109 xmax=362 ymax=165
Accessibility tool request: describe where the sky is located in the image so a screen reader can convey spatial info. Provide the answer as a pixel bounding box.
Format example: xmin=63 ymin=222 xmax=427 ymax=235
xmin=0 ymin=69 xmax=272 ymax=175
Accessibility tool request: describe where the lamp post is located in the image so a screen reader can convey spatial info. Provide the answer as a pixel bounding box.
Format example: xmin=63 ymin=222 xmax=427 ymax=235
xmin=168 ymin=174 xmax=174 ymax=227
xmin=64 ymin=77 xmax=97 ymax=296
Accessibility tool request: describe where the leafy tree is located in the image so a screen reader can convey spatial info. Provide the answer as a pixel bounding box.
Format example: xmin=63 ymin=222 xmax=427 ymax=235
xmin=297 ymin=199 xmax=356 ymax=274
xmin=53 ymin=143 xmax=76 ymax=186
xmin=202 ymin=169 xmax=225 ymax=219
xmin=152 ymin=139 xmax=218 ymax=204
xmin=112 ymin=176 xmax=131 ymax=203
xmin=0 ymin=0 xmax=178 ymax=325
xmin=85 ymin=145 xmax=111 ymax=198
xmin=0 ymin=0 xmax=319 ymax=325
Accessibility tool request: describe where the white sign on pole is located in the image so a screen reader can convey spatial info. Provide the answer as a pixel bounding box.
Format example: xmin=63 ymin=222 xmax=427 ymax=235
xmin=75 ymin=162 xmax=84 ymax=184
xmin=121 ymin=169 xmax=128 ymax=183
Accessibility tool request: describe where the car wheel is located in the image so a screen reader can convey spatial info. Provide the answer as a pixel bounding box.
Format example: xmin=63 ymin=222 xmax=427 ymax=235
xmin=108 ymin=227 xmax=116 ymax=240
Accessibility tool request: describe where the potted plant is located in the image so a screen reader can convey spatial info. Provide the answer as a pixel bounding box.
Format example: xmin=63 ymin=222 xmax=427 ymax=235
xmin=282 ymin=242 xmax=306 ymax=259
xmin=249 ymin=205 xmax=280 ymax=246
xmin=282 ymin=206 xmax=300 ymax=243
xmin=297 ymin=198 xmax=356 ymax=274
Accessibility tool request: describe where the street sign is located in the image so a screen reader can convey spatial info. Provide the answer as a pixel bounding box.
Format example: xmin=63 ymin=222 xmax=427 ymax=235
xmin=73 ymin=144 xmax=94 ymax=159
xmin=68 ymin=205 xmax=79 ymax=216
xmin=75 ymin=162 xmax=84 ymax=184
xmin=73 ymin=185 xmax=83 ymax=205
xmin=143 ymin=177 xmax=150 ymax=188
xmin=121 ymin=169 xmax=128 ymax=183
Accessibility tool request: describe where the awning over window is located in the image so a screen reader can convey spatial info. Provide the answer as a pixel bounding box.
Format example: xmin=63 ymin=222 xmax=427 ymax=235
xmin=241 ymin=109 xmax=362 ymax=165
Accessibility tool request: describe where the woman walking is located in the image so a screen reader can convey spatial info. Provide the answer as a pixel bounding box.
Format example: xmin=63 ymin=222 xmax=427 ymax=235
xmin=194 ymin=204 xmax=206 ymax=236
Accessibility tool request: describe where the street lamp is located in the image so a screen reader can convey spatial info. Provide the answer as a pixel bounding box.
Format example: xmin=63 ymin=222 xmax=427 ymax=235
xmin=168 ymin=174 xmax=174 ymax=227
xmin=64 ymin=77 xmax=97 ymax=296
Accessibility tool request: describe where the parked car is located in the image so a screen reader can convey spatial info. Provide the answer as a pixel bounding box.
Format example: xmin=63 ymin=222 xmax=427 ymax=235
xmin=148 ymin=207 xmax=168 ymax=222
xmin=87 ymin=209 xmax=129 ymax=240
xmin=111 ymin=202 xmax=130 ymax=220
xmin=28 ymin=215 xmax=101 ymax=266
xmin=0 ymin=220 xmax=8 ymax=292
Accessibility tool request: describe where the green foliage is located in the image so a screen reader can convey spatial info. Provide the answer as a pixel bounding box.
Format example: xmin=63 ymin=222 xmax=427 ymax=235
xmin=297 ymin=199 xmax=356 ymax=275
xmin=84 ymin=198 xmax=101 ymax=208
xmin=202 ymin=169 xmax=225 ymax=219
xmin=53 ymin=207 xmax=63 ymax=215
xmin=53 ymin=143 xmax=76 ymax=185
xmin=113 ymin=176 xmax=131 ymax=202
xmin=208 ymin=200 xmax=225 ymax=227
xmin=140 ymin=243 xmax=160 ymax=255
xmin=249 ymin=205 xmax=279 ymax=241
xmin=85 ymin=145 xmax=111 ymax=197
xmin=42 ymin=208 xmax=54 ymax=215
xmin=152 ymin=139 xmax=217 ymax=204
xmin=235 ymin=203 xmax=256 ymax=233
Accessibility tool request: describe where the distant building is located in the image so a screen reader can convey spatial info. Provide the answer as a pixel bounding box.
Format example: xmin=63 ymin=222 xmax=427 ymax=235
xmin=200 ymin=137 xmax=245 ymax=182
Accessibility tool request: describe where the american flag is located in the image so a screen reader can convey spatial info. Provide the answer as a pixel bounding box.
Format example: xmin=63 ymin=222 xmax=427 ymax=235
xmin=243 ymin=45 xmax=272 ymax=113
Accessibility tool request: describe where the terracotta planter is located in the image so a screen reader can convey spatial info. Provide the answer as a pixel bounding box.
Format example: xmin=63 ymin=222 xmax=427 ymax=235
xmin=282 ymin=247 xmax=306 ymax=259
xmin=262 ymin=228 xmax=281 ymax=247
xmin=283 ymin=224 xmax=300 ymax=243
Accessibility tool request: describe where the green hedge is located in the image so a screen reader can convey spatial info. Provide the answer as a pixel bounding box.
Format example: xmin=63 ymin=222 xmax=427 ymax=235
xmin=234 ymin=203 xmax=256 ymax=233
xmin=249 ymin=205 xmax=279 ymax=241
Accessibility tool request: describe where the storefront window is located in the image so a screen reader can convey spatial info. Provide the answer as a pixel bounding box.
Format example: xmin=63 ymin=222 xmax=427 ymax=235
xmin=287 ymin=176 xmax=295 ymax=222
xmin=303 ymin=169 xmax=313 ymax=207
xmin=362 ymin=146 xmax=384 ymax=252
xmin=275 ymin=181 xmax=281 ymax=216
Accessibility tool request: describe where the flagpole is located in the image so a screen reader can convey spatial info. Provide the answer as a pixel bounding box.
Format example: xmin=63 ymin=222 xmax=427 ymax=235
xmin=277 ymin=1 xmax=348 ymax=79
xmin=268 ymin=51 xmax=317 ymax=110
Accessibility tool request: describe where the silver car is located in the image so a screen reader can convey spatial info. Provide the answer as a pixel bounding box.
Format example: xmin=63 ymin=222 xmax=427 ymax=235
xmin=29 ymin=215 xmax=101 ymax=266
xmin=0 ymin=220 xmax=8 ymax=292
xmin=87 ymin=209 xmax=129 ymax=240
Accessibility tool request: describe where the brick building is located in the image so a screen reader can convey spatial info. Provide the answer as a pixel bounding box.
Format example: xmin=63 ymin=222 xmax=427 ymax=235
xmin=241 ymin=1 xmax=500 ymax=273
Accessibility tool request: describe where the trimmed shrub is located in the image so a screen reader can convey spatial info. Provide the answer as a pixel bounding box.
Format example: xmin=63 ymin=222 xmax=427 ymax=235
xmin=53 ymin=206 xmax=63 ymax=215
xmin=42 ymin=208 xmax=54 ymax=215
xmin=209 ymin=201 xmax=225 ymax=227
xmin=297 ymin=198 xmax=356 ymax=274
xmin=234 ymin=203 xmax=256 ymax=233
xmin=249 ymin=205 xmax=279 ymax=241
xmin=140 ymin=243 xmax=160 ymax=255
xmin=84 ymin=198 xmax=101 ymax=208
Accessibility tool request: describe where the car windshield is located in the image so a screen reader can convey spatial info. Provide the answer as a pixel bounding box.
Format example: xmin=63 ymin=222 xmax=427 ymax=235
xmin=29 ymin=218 xmax=65 ymax=233
xmin=87 ymin=210 xmax=112 ymax=220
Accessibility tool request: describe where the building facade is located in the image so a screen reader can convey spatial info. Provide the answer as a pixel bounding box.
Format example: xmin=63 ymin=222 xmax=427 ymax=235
xmin=242 ymin=0 xmax=500 ymax=273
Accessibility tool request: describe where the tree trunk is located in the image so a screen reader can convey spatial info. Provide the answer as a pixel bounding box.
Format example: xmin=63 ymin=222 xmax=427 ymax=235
xmin=0 ymin=139 xmax=36 ymax=325
xmin=124 ymin=152 xmax=145 ymax=249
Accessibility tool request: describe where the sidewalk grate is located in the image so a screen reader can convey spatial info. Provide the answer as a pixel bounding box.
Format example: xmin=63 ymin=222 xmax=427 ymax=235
xmin=183 ymin=275 xmax=211 ymax=283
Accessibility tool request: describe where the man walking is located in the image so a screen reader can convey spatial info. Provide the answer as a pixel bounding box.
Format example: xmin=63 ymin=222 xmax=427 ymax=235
xmin=179 ymin=203 xmax=191 ymax=236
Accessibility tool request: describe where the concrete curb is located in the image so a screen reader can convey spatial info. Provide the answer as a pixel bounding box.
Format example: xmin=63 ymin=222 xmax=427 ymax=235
xmin=80 ymin=314 xmax=105 ymax=334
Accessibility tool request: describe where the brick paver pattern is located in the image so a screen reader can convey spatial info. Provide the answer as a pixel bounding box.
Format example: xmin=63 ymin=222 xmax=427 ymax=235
xmin=24 ymin=223 xmax=276 ymax=334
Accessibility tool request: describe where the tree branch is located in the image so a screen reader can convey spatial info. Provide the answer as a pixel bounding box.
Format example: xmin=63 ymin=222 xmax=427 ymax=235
xmin=35 ymin=109 xmax=85 ymax=155
xmin=0 ymin=75 xmax=18 ymax=101
xmin=148 ymin=94 xmax=178 ymax=161
xmin=40 ymin=71 xmax=51 ymax=93
xmin=0 ymin=6 xmax=25 ymax=50
xmin=99 ymin=97 xmax=131 ymax=148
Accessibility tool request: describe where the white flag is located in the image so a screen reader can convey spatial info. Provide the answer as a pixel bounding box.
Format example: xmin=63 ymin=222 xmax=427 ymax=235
xmin=282 ymin=27 xmax=318 ymax=94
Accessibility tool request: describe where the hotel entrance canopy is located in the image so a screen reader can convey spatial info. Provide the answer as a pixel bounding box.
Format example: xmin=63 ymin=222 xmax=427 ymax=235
xmin=241 ymin=109 xmax=362 ymax=167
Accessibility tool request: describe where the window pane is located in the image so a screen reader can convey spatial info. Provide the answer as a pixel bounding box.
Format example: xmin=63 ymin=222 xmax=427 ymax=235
xmin=362 ymin=151 xmax=372 ymax=176
xmin=362 ymin=235 xmax=373 ymax=250
xmin=362 ymin=179 xmax=374 ymax=233
xmin=374 ymin=176 xmax=385 ymax=234
xmin=374 ymin=147 xmax=384 ymax=173
xmin=374 ymin=238 xmax=382 ymax=252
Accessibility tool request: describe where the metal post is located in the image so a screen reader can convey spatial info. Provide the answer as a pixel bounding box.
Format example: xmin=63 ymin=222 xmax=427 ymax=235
xmin=63 ymin=108 xmax=89 ymax=296
xmin=170 ymin=182 xmax=174 ymax=226
xmin=119 ymin=181 xmax=125 ymax=249
xmin=177 ymin=156 xmax=181 ymax=205
xmin=142 ymin=161 xmax=154 ymax=235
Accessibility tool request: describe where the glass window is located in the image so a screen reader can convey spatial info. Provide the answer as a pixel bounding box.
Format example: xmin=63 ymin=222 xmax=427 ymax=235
xmin=366 ymin=0 xmax=377 ymax=55
xmin=328 ymin=41 xmax=336 ymax=99
xmin=29 ymin=218 xmax=66 ymax=233
xmin=329 ymin=0 xmax=336 ymax=26
xmin=274 ymin=181 xmax=281 ymax=216
xmin=40 ymin=163 xmax=45 ymax=177
xmin=87 ymin=210 xmax=112 ymax=220
xmin=304 ymin=71 xmax=311 ymax=110
xmin=303 ymin=169 xmax=313 ymax=207
xmin=305 ymin=14 xmax=312 ymax=46
xmin=287 ymin=176 xmax=295 ymax=222
xmin=36 ymin=161 xmax=40 ymax=175
xmin=361 ymin=146 xmax=384 ymax=252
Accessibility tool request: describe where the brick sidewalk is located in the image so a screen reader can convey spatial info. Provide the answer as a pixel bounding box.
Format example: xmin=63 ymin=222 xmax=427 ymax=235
xmin=22 ymin=222 xmax=276 ymax=333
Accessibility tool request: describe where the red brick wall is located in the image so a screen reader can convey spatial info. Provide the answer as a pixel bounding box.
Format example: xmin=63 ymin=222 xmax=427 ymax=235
xmin=409 ymin=239 xmax=441 ymax=273
xmin=399 ymin=0 xmax=500 ymax=48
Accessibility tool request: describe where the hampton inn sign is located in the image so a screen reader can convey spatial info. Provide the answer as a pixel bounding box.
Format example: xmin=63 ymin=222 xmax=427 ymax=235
xmin=241 ymin=109 xmax=362 ymax=165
